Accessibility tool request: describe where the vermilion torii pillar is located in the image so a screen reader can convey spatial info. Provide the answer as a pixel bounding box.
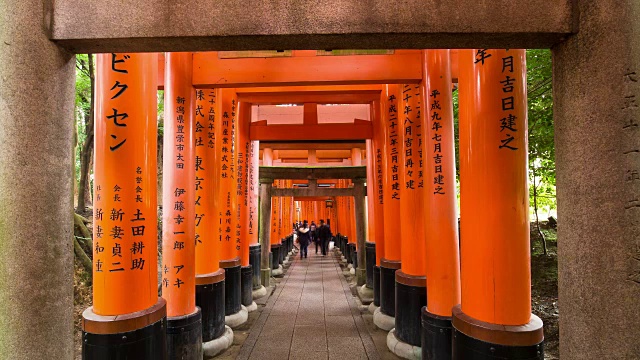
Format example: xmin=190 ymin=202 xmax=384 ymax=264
xmin=390 ymin=83 xmax=427 ymax=352
xmin=83 ymin=53 xmax=166 ymax=359
xmin=371 ymin=99 xmax=387 ymax=312
xmin=456 ymin=49 xmax=543 ymax=359
xmin=237 ymin=101 xmax=257 ymax=312
xmin=375 ymin=84 xmax=403 ymax=332
xmin=271 ymin=181 xmax=284 ymax=275
xmin=216 ymin=88 xmax=248 ymax=328
xmin=248 ymin=140 xmax=266 ymax=297
xmin=161 ymin=52 xmax=201 ymax=359
xmin=421 ymin=49 xmax=461 ymax=360
xmin=365 ymin=139 xmax=377 ymax=293
xmin=194 ymin=87 xmax=230 ymax=356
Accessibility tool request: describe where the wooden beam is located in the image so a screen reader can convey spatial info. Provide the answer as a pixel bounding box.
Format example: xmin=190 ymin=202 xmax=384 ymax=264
xmin=192 ymin=52 xmax=422 ymax=88
xmin=304 ymin=103 xmax=317 ymax=124
xmin=260 ymin=166 xmax=366 ymax=180
xmin=250 ymin=121 xmax=372 ymax=141
xmin=238 ymin=90 xmax=380 ymax=105
xmin=272 ymin=187 xmax=362 ymax=197
xmin=258 ymin=142 xmax=366 ymax=150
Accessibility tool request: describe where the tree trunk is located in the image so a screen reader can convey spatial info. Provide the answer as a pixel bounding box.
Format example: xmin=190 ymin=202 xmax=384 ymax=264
xmin=532 ymin=165 xmax=548 ymax=255
xmin=77 ymin=53 xmax=95 ymax=211
xmin=74 ymin=236 xmax=93 ymax=277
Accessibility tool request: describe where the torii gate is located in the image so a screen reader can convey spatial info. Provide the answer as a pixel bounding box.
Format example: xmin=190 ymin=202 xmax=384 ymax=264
xmin=257 ymin=166 xmax=367 ymax=285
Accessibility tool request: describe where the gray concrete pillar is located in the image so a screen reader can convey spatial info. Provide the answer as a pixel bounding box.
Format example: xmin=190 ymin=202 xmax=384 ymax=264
xmin=554 ymin=1 xmax=640 ymax=358
xmin=0 ymin=1 xmax=75 ymax=358
xmin=259 ymin=179 xmax=273 ymax=286
xmin=354 ymin=179 xmax=367 ymax=286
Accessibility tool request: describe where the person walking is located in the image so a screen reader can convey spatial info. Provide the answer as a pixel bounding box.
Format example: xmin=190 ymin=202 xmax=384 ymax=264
xmin=318 ymin=219 xmax=333 ymax=256
xmin=310 ymin=221 xmax=318 ymax=254
xmin=297 ymin=220 xmax=311 ymax=259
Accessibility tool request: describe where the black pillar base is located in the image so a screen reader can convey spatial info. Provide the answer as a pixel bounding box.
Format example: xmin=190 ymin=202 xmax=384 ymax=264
xmin=167 ymin=308 xmax=203 ymax=360
xmin=271 ymin=245 xmax=281 ymax=270
xmin=365 ymin=242 xmax=376 ymax=289
xmin=395 ymin=271 xmax=427 ymax=347
xmin=379 ymin=259 xmax=401 ymax=317
xmin=422 ymin=308 xmax=452 ymax=360
xmin=249 ymin=244 xmax=262 ymax=290
xmin=452 ymin=329 xmax=544 ymax=360
xmin=346 ymin=242 xmax=354 ymax=264
xmin=352 ymin=248 xmax=358 ymax=269
xmin=196 ymin=270 xmax=226 ymax=342
xmin=451 ymin=305 xmax=544 ymax=360
xmin=82 ymin=298 xmax=168 ymax=360
xmin=220 ymin=259 xmax=242 ymax=316
xmin=373 ymin=265 xmax=381 ymax=307
xmin=279 ymin=240 xmax=285 ymax=264
xmin=241 ymin=265 xmax=253 ymax=307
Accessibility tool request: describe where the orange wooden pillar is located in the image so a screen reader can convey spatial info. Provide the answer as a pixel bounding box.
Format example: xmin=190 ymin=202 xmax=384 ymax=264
xmin=248 ymin=140 xmax=264 ymax=292
xmin=421 ymin=49 xmax=461 ymax=360
xmin=455 ymin=49 xmax=543 ymax=358
xmin=372 ymin=99 xmax=387 ymax=308
xmin=270 ymin=181 xmax=283 ymax=273
xmin=391 ymin=83 xmax=427 ymax=347
xmin=215 ymin=89 xmax=245 ymax=321
xmin=237 ymin=101 xmax=256 ymax=310
xmin=377 ymin=84 xmax=403 ymax=325
xmin=160 ymin=52 xmax=203 ymax=358
xmin=364 ymin=140 xmax=377 ymax=292
xmin=83 ymin=53 xmax=166 ymax=359
xmin=193 ymin=87 xmax=227 ymax=347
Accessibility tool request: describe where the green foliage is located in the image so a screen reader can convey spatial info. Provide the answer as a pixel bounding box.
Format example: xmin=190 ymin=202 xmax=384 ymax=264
xmin=157 ymin=90 xmax=165 ymax=136
xmin=527 ymin=49 xmax=556 ymax=214
xmin=75 ymin=54 xmax=92 ymax=189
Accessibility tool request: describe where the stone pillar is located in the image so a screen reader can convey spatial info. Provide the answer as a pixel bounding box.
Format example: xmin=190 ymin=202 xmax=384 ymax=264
xmin=259 ymin=179 xmax=273 ymax=286
xmin=455 ymin=49 xmax=543 ymax=359
xmin=421 ymin=49 xmax=461 ymax=360
xmin=354 ymin=179 xmax=367 ymax=286
xmin=84 ymin=53 xmax=167 ymax=359
xmin=161 ymin=52 xmax=202 ymax=360
xmin=0 ymin=1 xmax=74 ymax=358
xmin=554 ymin=2 xmax=640 ymax=358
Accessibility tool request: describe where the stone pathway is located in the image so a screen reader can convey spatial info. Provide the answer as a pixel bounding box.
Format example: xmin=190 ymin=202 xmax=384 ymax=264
xmin=236 ymin=251 xmax=386 ymax=360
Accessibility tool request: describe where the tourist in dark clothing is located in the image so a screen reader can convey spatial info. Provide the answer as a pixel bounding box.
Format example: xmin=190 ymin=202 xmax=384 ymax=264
xmin=318 ymin=219 xmax=332 ymax=256
xmin=297 ymin=221 xmax=311 ymax=259
xmin=310 ymin=221 xmax=319 ymax=254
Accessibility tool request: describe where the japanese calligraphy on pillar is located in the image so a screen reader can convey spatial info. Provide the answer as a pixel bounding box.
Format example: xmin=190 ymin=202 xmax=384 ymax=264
xmin=388 ymin=91 xmax=401 ymax=201
xmin=248 ymin=141 xmax=259 ymax=242
xmin=429 ymin=87 xmax=446 ymax=195
xmin=161 ymin=53 xmax=196 ymax=316
xmin=621 ymin=68 xmax=640 ymax=284
xmin=402 ymin=84 xmax=423 ymax=193
xmin=194 ymin=88 xmax=219 ymax=276
xmin=376 ymin=148 xmax=384 ymax=204
xmin=216 ymin=90 xmax=239 ymax=260
xmin=93 ymin=53 xmax=158 ymax=315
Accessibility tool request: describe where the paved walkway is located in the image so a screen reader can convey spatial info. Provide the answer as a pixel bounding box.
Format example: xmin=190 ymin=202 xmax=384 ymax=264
xmin=236 ymin=251 xmax=383 ymax=360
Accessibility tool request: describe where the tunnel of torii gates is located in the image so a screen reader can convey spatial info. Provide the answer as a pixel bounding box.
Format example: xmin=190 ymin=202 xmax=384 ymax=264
xmin=82 ymin=49 xmax=540 ymax=360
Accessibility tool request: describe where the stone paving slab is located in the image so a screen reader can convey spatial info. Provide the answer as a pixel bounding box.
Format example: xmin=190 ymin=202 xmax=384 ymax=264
xmin=236 ymin=251 xmax=401 ymax=360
